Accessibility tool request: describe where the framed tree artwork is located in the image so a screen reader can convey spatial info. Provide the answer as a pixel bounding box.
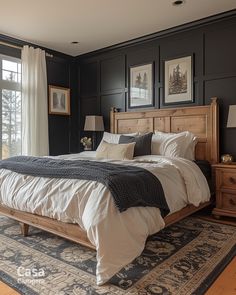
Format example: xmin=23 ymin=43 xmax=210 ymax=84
xmin=164 ymin=55 xmax=193 ymax=105
xmin=129 ymin=63 xmax=154 ymax=109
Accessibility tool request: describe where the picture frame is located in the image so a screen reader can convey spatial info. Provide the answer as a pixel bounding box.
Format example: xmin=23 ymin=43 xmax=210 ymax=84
xmin=49 ymin=85 xmax=70 ymax=115
xmin=164 ymin=55 xmax=193 ymax=105
xmin=129 ymin=63 xmax=153 ymax=108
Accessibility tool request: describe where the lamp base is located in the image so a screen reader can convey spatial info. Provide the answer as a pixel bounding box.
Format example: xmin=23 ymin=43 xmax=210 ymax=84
xmin=92 ymin=131 xmax=96 ymax=151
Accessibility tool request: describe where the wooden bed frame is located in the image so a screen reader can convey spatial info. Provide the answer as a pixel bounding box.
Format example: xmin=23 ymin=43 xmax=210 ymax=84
xmin=0 ymin=97 xmax=219 ymax=250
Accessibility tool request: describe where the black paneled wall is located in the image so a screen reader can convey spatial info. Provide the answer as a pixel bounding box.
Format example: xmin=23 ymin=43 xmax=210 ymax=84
xmin=47 ymin=56 xmax=78 ymax=155
xmin=77 ymin=12 xmax=236 ymax=158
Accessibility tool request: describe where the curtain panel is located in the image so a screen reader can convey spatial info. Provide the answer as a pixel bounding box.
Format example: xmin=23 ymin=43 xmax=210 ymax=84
xmin=21 ymin=46 xmax=49 ymax=156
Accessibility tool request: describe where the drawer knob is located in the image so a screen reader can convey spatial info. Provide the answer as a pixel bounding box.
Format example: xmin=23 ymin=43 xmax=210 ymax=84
xmin=229 ymin=177 xmax=236 ymax=184
xmin=229 ymin=198 xmax=236 ymax=206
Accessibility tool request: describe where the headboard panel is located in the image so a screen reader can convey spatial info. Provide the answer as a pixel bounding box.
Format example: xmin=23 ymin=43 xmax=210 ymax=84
xmin=110 ymin=97 xmax=219 ymax=164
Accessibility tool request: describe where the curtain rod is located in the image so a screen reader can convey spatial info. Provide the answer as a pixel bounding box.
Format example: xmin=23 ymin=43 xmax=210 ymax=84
xmin=0 ymin=40 xmax=53 ymax=57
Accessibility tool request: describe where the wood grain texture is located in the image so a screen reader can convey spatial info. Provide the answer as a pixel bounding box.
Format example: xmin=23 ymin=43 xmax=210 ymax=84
xmin=164 ymin=201 xmax=212 ymax=226
xmin=110 ymin=97 xmax=219 ymax=164
xmin=0 ymin=201 xmax=212 ymax=251
xmin=0 ymin=205 xmax=95 ymax=250
xmin=0 ymin=281 xmax=20 ymax=295
xmin=19 ymin=222 xmax=29 ymax=237
xmin=205 ymin=257 xmax=236 ymax=295
xmin=213 ymin=163 xmax=236 ymax=219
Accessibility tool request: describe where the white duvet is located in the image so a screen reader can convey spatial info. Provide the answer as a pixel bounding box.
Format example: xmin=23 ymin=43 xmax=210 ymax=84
xmin=0 ymin=152 xmax=210 ymax=285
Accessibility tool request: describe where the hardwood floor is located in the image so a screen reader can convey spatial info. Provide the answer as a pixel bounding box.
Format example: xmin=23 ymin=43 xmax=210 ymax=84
xmin=205 ymin=257 xmax=236 ymax=295
xmin=0 ymin=282 xmax=19 ymax=295
xmin=0 ymin=215 xmax=235 ymax=295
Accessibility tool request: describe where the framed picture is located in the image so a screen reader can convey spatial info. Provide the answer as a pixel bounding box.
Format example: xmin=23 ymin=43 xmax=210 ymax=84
xmin=164 ymin=55 xmax=193 ymax=105
xmin=49 ymin=85 xmax=70 ymax=115
xmin=129 ymin=63 xmax=153 ymax=108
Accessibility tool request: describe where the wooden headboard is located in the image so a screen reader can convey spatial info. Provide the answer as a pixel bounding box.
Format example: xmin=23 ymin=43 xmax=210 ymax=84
xmin=110 ymin=97 xmax=219 ymax=164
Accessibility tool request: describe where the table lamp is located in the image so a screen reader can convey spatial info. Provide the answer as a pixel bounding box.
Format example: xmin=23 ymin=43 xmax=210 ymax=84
xmin=84 ymin=116 xmax=104 ymax=150
xmin=227 ymin=105 xmax=236 ymax=128
xmin=221 ymin=105 xmax=236 ymax=163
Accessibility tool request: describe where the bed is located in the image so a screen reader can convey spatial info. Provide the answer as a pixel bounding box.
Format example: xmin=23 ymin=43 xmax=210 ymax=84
xmin=0 ymin=97 xmax=219 ymax=285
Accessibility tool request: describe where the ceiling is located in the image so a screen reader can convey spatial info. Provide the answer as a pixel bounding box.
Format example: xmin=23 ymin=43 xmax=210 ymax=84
xmin=0 ymin=0 xmax=235 ymax=56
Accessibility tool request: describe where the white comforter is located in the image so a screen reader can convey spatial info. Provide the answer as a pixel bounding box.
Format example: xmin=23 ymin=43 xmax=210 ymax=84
xmin=0 ymin=152 xmax=210 ymax=285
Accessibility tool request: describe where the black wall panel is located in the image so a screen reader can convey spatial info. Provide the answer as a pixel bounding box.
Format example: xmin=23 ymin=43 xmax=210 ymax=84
xmin=101 ymin=93 xmax=125 ymax=130
xmin=126 ymin=44 xmax=157 ymax=67
xmin=80 ymin=96 xmax=100 ymax=122
xmin=47 ymin=58 xmax=71 ymax=155
xmin=69 ymin=60 xmax=79 ymax=153
xmin=0 ymin=45 xmax=21 ymax=59
xmin=101 ymin=55 xmax=125 ymax=92
xmin=77 ymin=13 xmax=236 ymax=157
xmin=80 ymin=62 xmax=98 ymax=97
xmin=205 ymin=20 xmax=236 ymax=76
xmin=47 ymin=116 xmax=70 ymax=155
xmin=205 ymin=77 xmax=236 ymax=157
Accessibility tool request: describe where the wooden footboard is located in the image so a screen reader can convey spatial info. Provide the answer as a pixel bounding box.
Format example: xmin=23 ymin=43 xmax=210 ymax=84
xmin=164 ymin=200 xmax=212 ymax=226
xmin=0 ymin=200 xmax=212 ymax=249
xmin=0 ymin=204 xmax=95 ymax=250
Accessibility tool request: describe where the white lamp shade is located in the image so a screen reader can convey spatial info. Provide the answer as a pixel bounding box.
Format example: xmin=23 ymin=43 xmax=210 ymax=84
xmin=84 ymin=116 xmax=104 ymax=131
xmin=227 ymin=105 xmax=236 ymax=128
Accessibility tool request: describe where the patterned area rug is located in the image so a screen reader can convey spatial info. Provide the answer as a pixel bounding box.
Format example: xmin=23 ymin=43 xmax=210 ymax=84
xmin=0 ymin=216 xmax=235 ymax=295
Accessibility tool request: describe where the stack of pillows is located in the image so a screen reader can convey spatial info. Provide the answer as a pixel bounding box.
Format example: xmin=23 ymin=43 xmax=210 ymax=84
xmin=96 ymin=131 xmax=197 ymax=161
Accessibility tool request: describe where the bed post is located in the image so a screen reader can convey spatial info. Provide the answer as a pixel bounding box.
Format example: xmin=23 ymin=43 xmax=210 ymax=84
xmin=20 ymin=222 xmax=29 ymax=237
xmin=210 ymin=97 xmax=219 ymax=164
xmin=110 ymin=107 xmax=117 ymax=133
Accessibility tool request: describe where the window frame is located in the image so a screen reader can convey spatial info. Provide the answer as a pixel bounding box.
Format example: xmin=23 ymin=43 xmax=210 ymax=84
xmin=0 ymin=53 xmax=22 ymax=159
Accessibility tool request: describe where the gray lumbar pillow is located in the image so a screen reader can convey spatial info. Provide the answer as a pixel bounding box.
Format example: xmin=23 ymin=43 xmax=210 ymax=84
xmin=119 ymin=132 xmax=153 ymax=157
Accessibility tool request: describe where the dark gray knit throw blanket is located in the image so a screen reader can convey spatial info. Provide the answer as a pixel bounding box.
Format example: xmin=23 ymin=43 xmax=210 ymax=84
xmin=0 ymin=156 xmax=170 ymax=217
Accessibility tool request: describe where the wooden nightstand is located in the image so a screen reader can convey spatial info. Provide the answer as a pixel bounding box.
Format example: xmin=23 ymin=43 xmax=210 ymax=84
xmin=212 ymin=163 xmax=236 ymax=218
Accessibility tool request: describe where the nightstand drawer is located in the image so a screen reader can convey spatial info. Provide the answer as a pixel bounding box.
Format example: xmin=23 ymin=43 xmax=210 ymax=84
xmin=221 ymin=192 xmax=236 ymax=210
xmin=213 ymin=164 xmax=236 ymax=218
xmin=218 ymin=170 xmax=236 ymax=189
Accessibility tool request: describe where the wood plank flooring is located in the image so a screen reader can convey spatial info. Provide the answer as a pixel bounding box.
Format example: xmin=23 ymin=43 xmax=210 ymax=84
xmin=0 ymin=282 xmax=19 ymax=295
xmin=205 ymin=257 xmax=236 ymax=295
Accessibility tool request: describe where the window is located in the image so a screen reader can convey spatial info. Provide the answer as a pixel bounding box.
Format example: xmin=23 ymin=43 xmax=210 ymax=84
xmin=0 ymin=54 xmax=22 ymax=159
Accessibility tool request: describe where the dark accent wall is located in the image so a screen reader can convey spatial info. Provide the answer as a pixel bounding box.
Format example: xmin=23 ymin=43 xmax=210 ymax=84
xmin=47 ymin=57 xmax=78 ymax=155
xmin=77 ymin=11 xmax=236 ymax=158
xmin=0 ymin=36 xmax=78 ymax=155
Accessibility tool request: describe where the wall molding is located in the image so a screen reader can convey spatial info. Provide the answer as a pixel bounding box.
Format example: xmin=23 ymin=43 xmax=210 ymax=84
xmin=77 ymin=9 xmax=236 ymax=60
xmin=0 ymin=34 xmax=72 ymax=61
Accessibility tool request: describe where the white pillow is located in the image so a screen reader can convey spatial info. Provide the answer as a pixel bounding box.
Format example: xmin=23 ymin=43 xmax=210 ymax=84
xmin=184 ymin=136 xmax=198 ymax=160
xmin=97 ymin=131 xmax=138 ymax=150
xmin=152 ymin=131 xmax=197 ymax=160
xmin=96 ymin=140 xmax=136 ymax=160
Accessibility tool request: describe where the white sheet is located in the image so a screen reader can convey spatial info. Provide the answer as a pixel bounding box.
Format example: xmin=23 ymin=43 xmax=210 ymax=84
xmin=0 ymin=153 xmax=210 ymax=285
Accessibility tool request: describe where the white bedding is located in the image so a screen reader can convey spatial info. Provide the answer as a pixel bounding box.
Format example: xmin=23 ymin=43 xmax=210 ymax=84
xmin=0 ymin=152 xmax=210 ymax=285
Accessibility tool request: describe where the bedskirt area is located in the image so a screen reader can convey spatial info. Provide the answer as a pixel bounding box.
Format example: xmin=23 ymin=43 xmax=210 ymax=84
xmin=0 ymin=215 xmax=235 ymax=295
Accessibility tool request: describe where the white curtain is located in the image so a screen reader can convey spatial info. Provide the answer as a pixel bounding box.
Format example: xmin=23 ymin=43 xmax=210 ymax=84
xmin=21 ymin=45 xmax=49 ymax=156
